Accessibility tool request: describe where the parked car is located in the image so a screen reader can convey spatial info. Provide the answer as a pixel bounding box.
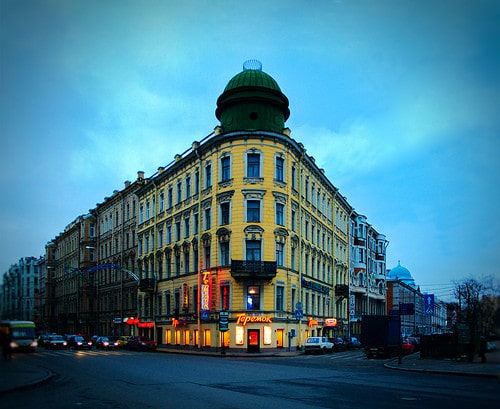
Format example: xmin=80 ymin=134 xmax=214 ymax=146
xmin=401 ymin=338 xmax=415 ymax=354
xmin=68 ymin=335 xmax=92 ymax=350
xmin=95 ymin=336 xmax=119 ymax=350
xmin=46 ymin=334 xmax=68 ymax=350
xmin=345 ymin=336 xmax=362 ymax=350
xmin=331 ymin=337 xmax=347 ymax=352
xmin=407 ymin=337 xmax=420 ymax=352
xmin=304 ymin=336 xmax=333 ymax=354
xmin=116 ymin=336 xmax=130 ymax=349
xmin=127 ymin=335 xmax=158 ymax=351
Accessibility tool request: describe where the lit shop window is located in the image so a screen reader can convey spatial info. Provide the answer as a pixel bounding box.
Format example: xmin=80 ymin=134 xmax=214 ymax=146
xmin=235 ymin=326 xmax=244 ymax=345
xmin=263 ymin=326 xmax=272 ymax=345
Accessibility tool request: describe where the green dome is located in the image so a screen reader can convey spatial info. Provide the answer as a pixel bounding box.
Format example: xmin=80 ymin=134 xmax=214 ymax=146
xmin=224 ymin=69 xmax=282 ymax=93
xmin=216 ymin=60 xmax=289 ymax=133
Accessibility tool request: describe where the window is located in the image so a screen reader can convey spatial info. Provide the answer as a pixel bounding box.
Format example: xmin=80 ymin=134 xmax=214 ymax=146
xmin=166 ymin=292 xmax=171 ymax=315
xmin=185 ymin=176 xmax=191 ymax=199
xmin=146 ymin=201 xmax=150 ymax=220
xmin=159 ymin=192 xmax=164 ymax=212
xmin=175 ymin=254 xmax=181 ymax=276
xmin=246 ymin=240 xmax=261 ymax=261
xmin=247 ymin=200 xmax=260 ymax=222
xmin=276 ymin=203 xmax=284 ymax=226
xmin=275 ymin=156 xmax=284 ymax=182
xmin=166 ymin=255 xmax=172 ymax=278
xmin=176 ymin=221 xmax=181 ymax=241
xmin=184 ymin=217 xmax=190 ymax=238
xmin=195 ymin=170 xmax=200 ymax=194
xmin=221 ymin=285 xmax=230 ymax=310
xmin=247 ymin=286 xmax=260 ymax=310
xmin=221 ymin=156 xmax=231 ymax=181
xmin=177 ymin=182 xmax=182 ymax=204
xmin=194 ymin=213 xmax=199 ymax=234
xmin=220 ymin=241 xmax=230 ymax=266
xmin=168 ymin=187 xmax=173 ymax=208
xmin=158 ymin=229 xmax=163 ymax=247
xmin=184 ymin=252 xmax=190 ymax=274
xmin=205 ymin=163 xmax=212 ymax=188
xmin=291 ymin=210 xmax=296 ymax=231
xmin=204 ymin=245 xmax=211 ymax=269
xmin=276 ymin=286 xmax=284 ymax=311
xmin=276 ymin=242 xmax=284 ymax=266
xmin=167 ymin=225 xmax=172 ymax=244
xmin=139 ymin=205 xmax=144 ymax=223
xmin=291 ymin=165 xmax=296 ymax=189
xmin=247 ymin=153 xmax=260 ymax=177
xmin=204 ymin=208 xmax=211 ymax=230
xmin=220 ymin=202 xmax=230 ymax=225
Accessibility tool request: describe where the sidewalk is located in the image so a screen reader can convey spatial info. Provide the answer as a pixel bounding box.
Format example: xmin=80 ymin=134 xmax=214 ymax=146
xmin=1 ymin=345 xmax=499 ymax=395
xmin=384 ymin=344 xmax=500 ymax=379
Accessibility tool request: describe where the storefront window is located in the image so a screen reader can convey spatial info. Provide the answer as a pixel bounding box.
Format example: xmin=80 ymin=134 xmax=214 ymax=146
xmin=247 ymin=286 xmax=260 ymax=310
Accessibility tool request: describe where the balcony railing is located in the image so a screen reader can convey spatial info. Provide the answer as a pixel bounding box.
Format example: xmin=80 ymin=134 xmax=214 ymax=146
xmin=139 ymin=278 xmax=156 ymax=292
xmin=231 ymin=260 xmax=277 ymax=280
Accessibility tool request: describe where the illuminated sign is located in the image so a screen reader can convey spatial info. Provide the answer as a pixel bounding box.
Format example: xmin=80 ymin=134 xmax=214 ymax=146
xmin=325 ymin=318 xmax=337 ymax=327
xmin=183 ymin=283 xmax=189 ymax=309
xmin=236 ymin=313 xmax=272 ymax=326
xmin=126 ymin=317 xmax=154 ymax=328
xmin=201 ymin=270 xmax=211 ymax=312
xmin=307 ymin=317 xmax=319 ymax=327
xmin=172 ymin=318 xmax=179 ymax=328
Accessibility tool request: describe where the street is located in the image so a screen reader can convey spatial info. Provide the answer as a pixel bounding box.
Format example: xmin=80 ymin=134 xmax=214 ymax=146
xmin=2 ymin=348 xmax=499 ymax=409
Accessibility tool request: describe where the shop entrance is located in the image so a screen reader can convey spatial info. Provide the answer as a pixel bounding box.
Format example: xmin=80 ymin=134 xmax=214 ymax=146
xmin=276 ymin=329 xmax=284 ymax=348
xmin=247 ymin=329 xmax=260 ymax=353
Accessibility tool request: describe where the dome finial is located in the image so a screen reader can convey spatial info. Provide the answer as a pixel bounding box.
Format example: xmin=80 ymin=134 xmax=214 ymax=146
xmin=243 ymin=59 xmax=262 ymax=71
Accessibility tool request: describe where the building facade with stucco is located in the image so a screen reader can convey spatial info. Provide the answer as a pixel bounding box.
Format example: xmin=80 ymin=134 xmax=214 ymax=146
xmin=134 ymin=61 xmax=358 ymax=352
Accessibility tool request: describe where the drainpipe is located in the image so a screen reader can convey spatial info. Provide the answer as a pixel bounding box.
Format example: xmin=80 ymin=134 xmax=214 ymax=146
xmin=193 ymin=140 xmax=203 ymax=350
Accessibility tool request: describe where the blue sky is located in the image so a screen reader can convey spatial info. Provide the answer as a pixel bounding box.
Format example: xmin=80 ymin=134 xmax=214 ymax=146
xmin=1 ymin=0 xmax=499 ymax=300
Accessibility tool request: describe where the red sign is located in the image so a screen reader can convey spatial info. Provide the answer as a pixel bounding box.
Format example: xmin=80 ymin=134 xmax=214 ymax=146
xmin=201 ymin=270 xmax=211 ymax=312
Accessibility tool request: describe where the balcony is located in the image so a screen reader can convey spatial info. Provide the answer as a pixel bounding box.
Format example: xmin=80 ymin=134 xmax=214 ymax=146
xmin=139 ymin=278 xmax=156 ymax=292
xmin=231 ymin=260 xmax=277 ymax=280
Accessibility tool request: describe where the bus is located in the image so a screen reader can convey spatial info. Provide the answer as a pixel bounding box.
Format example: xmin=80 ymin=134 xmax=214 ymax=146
xmin=0 ymin=320 xmax=37 ymax=353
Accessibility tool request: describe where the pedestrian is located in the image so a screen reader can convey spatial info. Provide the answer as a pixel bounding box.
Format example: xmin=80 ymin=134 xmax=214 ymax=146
xmin=479 ymin=336 xmax=487 ymax=363
xmin=1 ymin=333 xmax=12 ymax=360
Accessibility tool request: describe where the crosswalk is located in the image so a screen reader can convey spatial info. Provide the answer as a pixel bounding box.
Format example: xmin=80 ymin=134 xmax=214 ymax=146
xmin=37 ymin=348 xmax=133 ymax=357
xmin=300 ymin=350 xmax=369 ymax=362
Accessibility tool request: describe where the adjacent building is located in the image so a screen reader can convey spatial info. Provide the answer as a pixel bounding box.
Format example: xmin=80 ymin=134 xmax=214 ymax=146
xmin=0 ymin=257 xmax=41 ymax=321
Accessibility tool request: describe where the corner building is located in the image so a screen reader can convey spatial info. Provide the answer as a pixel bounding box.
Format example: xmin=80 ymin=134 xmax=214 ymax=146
xmin=136 ymin=61 xmax=352 ymax=352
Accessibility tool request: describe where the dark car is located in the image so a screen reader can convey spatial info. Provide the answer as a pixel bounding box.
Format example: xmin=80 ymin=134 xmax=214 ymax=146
xmin=68 ymin=335 xmax=92 ymax=350
xmin=46 ymin=334 xmax=68 ymax=350
xmin=331 ymin=337 xmax=347 ymax=352
xmin=345 ymin=336 xmax=362 ymax=350
xmin=407 ymin=337 xmax=420 ymax=352
xmin=95 ymin=336 xmax=119 ymax=350
xmin=127 ymin=335 xmax=157 ymax=351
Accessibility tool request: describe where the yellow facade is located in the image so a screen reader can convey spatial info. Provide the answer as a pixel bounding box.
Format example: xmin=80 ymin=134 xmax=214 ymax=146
xmin=135 ymin=63 xmax=352 ymax=352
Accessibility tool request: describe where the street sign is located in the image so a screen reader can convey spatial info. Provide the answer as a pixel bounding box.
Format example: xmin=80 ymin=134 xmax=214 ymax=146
xmin=424 ymin=294 xmax=435 ymax=316
xmin=294 ymin=309 xmax=303 ymax=319
xmin=219 ymin=311 xmax=229 ymax=331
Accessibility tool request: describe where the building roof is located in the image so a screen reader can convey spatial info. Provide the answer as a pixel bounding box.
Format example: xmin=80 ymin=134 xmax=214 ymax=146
xmin=224 ymin=61 xmax=282 ymax=93
xmin=388 ymin=261 xmax=416 ymax=286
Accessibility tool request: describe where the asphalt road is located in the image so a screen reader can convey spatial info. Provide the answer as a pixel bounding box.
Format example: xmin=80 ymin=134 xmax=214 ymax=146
xmin=2 ymin=348 xmax=499 ymax=409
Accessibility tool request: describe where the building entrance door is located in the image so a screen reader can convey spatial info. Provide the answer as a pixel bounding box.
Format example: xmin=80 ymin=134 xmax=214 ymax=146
xmin=247 ymin=329 xmax=260 ymax=352
xmin=276 ymin=329 xmax=284 ymax=348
